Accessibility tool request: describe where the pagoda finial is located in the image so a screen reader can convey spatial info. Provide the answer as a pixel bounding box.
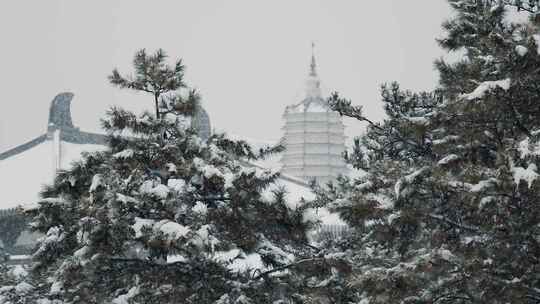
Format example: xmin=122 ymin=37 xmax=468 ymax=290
xmin=305 ymin=42 xmax=322 ymax=99
xmin=310 ymin=41 xmax=317 ymax=77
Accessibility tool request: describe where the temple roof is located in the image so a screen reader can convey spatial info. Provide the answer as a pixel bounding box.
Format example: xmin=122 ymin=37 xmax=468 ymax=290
xmin=0 ymin=93 xmax=107 ymax=209
xmin=0 ymin=139 xmax=105 ymax=209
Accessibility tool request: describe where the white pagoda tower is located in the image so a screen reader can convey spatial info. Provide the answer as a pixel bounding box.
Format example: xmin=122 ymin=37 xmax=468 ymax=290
xmin=280 ymin=46 xmax=347 ymax=184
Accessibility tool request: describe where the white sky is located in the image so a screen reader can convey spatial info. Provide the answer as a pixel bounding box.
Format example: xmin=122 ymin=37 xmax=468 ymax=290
xmin=0 ymin=1 xmax=454 ymax=151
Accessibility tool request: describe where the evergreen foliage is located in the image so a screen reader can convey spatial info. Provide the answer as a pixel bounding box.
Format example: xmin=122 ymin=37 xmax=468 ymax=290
xmin=5 ymin=2 xmax=540 ymax=303
xmin=0 ymin=213 xmax=27 ymax=254
xmin=313 ymin=1 xmax=540 ymax=303
xmin=16 ymin=50 xmax=319 ymax=303
xmin=488 ymin=0 xmax=540 ymax=14
xmin=0 ymin=263 xmax=37 ymax=304
xmin=0 ymin=243 xmax=35 ymax=304
xmin=0 ymin=244 xmax=7 ymax=263
xmin=109 ymin=48 xmax=198 ymax=121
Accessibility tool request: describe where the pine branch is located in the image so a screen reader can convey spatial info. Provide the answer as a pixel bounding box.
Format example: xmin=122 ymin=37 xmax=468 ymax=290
xmin=252 ymin=257 xmax=327 ymax=280
xmin=428 ymin=213 xmax=481 ymax=233
xmin=328 ymin=92 xmax=384 ymax=131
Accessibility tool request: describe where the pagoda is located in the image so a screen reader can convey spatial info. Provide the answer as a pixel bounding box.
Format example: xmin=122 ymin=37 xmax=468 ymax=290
xmin=280 ymin=45 xmax=347 ymax=184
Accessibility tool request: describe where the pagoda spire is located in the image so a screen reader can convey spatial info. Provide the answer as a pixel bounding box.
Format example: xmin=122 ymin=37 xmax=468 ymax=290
xmin=310 ymin=42 xmax=317 ymax=77
xmin=305 ymin=42 xmax=322 ymax=99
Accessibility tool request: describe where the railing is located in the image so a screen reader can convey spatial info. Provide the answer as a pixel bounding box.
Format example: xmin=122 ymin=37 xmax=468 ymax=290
xmin=0 ymin=208 xmax=17 ymax=219
xmin=311 ymin=224 xmax=350 ymax=243
xmin=5 ymin=255 xmax=31 ymax=266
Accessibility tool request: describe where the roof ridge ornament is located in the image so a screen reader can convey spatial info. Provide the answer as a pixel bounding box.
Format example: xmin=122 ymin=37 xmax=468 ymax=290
xmin=48 ymin=92 xmax=75 ymax=131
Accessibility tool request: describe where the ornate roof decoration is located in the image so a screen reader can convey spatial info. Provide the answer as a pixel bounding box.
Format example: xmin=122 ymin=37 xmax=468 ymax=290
xmin=47 ymin=92 xmax=75 ymax=131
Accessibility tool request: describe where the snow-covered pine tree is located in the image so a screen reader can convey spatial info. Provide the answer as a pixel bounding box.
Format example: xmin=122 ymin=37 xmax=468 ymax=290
xmin=0 ymin=239 xmax=37 ymax=304
xmin=486 ymin=0 xmax=540 ymax=14
xmin=0 ymin=243 xmax=7 ymax=264
xmin=0 ymin=261 xmax=36 ymax=304
xmin=312 ymin=1 xmax=540 ymax=303
xmin=20 ymin=49 xmax=319 ymax=304
xmin=0 ymin=212 xmax=28 ymax=255
xmin=0 ymin=244 xmax=11 ymax=302
xmin=108 ymin=48 xmax=190 ymax=120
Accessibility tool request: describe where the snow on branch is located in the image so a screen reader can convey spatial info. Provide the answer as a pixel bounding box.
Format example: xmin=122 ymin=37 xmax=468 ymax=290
xmin=462 ymin=79 xmax=511 ymax=100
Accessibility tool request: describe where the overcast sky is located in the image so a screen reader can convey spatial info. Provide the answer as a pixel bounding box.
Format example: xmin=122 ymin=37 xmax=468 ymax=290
xmin=0 ymin=1 xmax=454 ymax=151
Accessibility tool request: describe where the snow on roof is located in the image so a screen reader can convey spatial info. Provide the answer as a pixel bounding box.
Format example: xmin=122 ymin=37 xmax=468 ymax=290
xmin=0 ymin=140 xmax=105 ymax=209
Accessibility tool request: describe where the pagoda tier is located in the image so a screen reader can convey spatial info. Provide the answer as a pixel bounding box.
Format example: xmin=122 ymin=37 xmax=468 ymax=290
xmin=281 ymin=106 xmax=347 ymax=184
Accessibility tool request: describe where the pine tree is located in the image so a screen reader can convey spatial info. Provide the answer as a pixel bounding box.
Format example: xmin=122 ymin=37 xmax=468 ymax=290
xmin=488 ymin=0 xmax=540 ymax=14
xmin=313 ymin=1 xmax=540 ymax=303
xmin=109 ymin=49 xmax=194 ymax=120
xmin=0 ymin=262 xmax=36 ymax=304
xmin=0 ymin=243 xmax=36 ymax=304
xmin=0 ymin=212 xmax=29 ymax=254
xmin=0 ymin=243 xmax=7 ymax=263
xmin=22 ymin=50 xmax=319 ymax=303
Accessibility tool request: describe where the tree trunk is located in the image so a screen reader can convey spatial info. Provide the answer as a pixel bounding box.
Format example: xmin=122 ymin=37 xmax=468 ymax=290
xmin=154 ymin=93 xmax=160 ymax=119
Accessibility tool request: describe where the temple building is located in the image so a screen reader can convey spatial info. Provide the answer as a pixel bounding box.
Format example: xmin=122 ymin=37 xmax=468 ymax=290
xmin=280 ymin=47 xmax=348 ymax=184
xmin=0 ymin=92 xmax=212 ymax=209
xmin=0 ymin=62 xmax=350 ymax=260
xmin=0 ymin=93 xmax=108 ymax=211
xmin=0 ymin=92 xmax=212 ymax=255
